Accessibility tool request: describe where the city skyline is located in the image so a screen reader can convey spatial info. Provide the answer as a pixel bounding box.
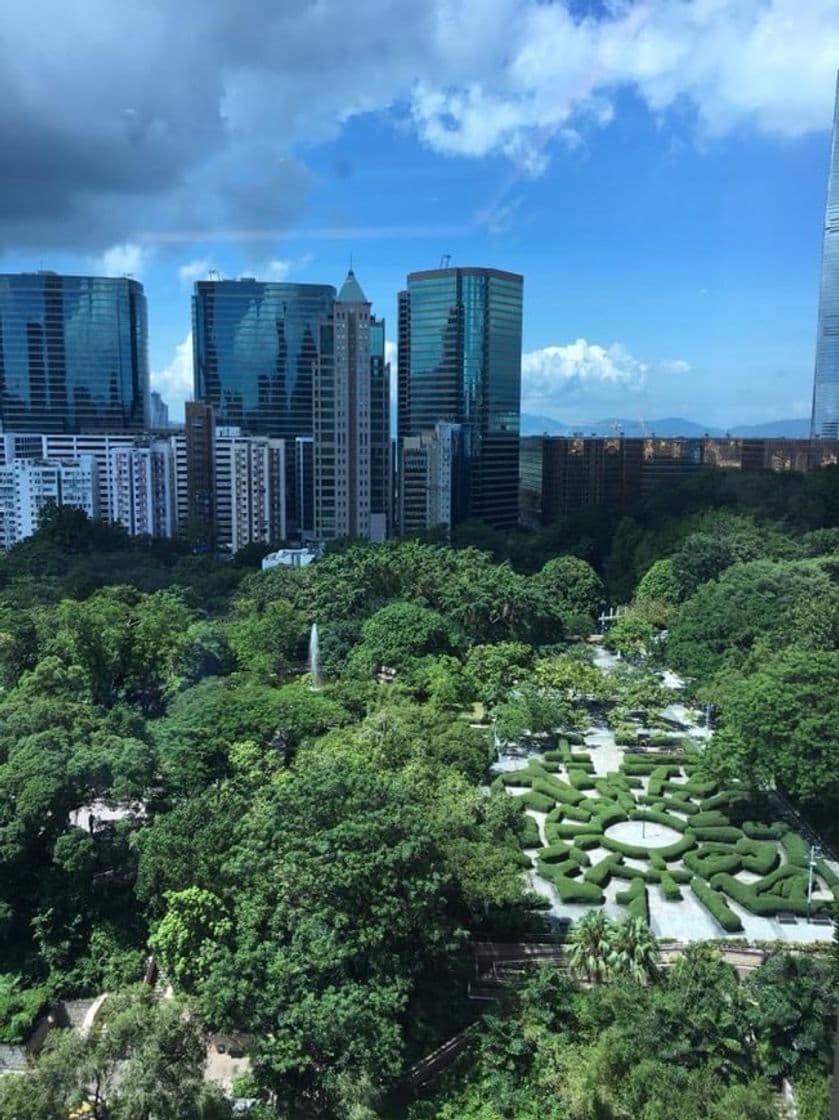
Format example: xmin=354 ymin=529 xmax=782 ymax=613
xmin=1 ymin=3 xmax=838 ymax=429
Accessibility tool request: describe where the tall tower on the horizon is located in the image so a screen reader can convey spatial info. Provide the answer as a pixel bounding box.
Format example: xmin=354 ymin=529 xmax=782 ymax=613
xmin=398 ymin=266 xmax=522 ymax=529
xmin=811 ymin=73 xmax=839 ymax=438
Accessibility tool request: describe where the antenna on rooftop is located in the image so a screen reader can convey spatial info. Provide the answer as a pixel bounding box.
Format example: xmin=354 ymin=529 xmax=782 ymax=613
xmin=440 ymin=253 xmax=451 ymax=269
xmin=209 ymin=269 xmax=221 ymax=281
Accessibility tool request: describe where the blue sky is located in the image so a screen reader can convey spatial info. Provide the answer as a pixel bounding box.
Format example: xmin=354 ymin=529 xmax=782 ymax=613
xmin=1 ymin=0 xmax=838 ymax=427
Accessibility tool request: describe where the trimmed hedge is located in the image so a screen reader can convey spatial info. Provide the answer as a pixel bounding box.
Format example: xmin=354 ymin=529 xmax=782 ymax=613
xmin=711 ymin=873 xmax=831 ymax=919
xmin=780 ymin=831 xmax=810 ymax=869
xmin=754 ymin=865 xmax=806 ymax=895
xmin=690 ymin=877 xmax=743 ymax=932
xmin=602 ymin=831 xmax=696 ymax=862
xmin=735 ymin=838 xmax=779 ymax=876
xmin=616 ymin=876 xmax=649 ymax=921
xmin=520 ymin=790 xmax=556 ymax=813
xmin=660 ymin=796 xmax=699 ymax=816
xmin=567 ymin=769 xmax=598 ymax=789
xmin=563 ymin=803 xmax=595 ymax=823
xmin=538 ymin=862 xmax=604 ymax=903
xmin=518 ymin=814 xmax=541 ymax=848
xmin=629 ymin=809 xmax=688 ymax=833
xmin=537 ymin=858 xmax=582 ymax=883
xmin=689 ymin=810 xmax=730 ymax=829
xmin=683 ymin=847 xmax=741 ymax=878
xmin=700 ymin=789 xmax=748 ymax=812
xmin=502 ymin=771 xmax=534 ymax=787
xmin=692 ymin=826 xmax=743 ymax=844
xmin=742 ymin=820 xmax=788 ymax=840
xmin=592 ymin=805 xmax=627 ymax=831
xmin=584 ymin=853 xmax=622 ymax=886
xmin=570 ymin=751 xmax=593 ymax=764
xmin=648 ymin=765 xmax=682 ymax=798
xmin=660 ymin=871 xmax=683 ymax=901
xmin=542 ymin=748 xmax=564 ymax=763
xmin=817 ymin=859 xmax=839 ymax=893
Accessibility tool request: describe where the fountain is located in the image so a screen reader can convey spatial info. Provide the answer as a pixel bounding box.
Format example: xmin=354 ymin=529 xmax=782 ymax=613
xmin=308 ymin=622 xmax=321 ymax=690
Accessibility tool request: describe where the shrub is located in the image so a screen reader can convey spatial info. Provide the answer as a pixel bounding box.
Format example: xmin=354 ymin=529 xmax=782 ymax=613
xmin=570 ymin=751 xmax=593 ymax=764
xmin=537 ymin=858 xmax=582 ymax=883
xmin=711 ymin=874 xmax=831 ymax=918
xmin=735 ymin=838 xmax=779 ymax=876
xmin=781 ymin=831 xmax=811 ymax=869
xmin=742 ymin=820 xmax=788 ymax=840
xmin=563 ymin=803 xmax=595 ymax=823
xmin=518 ymin=814 xmax=541 ymax=848
xmin=660 ymin=796 xmax=698 ymax=816
xmin=514 ymin=850 xmax=533 ymax=868
xmin=689 ymin=810 xmax=729 ymax=828
xmin=660 ymin=872 xmax=683 ymax=901
xmin=567 ymin=769 xmax=597 ymax=789
xmin=538 ymin=862 xmax=604 ymax=903
xmin=683 ymin=847 xmax=741 ymax=878
xmin=649 ymin=851 xmax=666 ymax=870
xmin=520 ymin=790 xmax=556 ymax=813
xmin=648 ymin=765 xmax=681 ymax=798
xmin=0 ymin=979 xmax=50 ymax=1044
xmin=561 ymin=731 xmax=586 ymax=745
xmin=552 ymin=821 xmax=601 ymax=841
xmin=543 ymin=748 xmax=565 ymax=763
xmin=690 ymin=877 xmax=743 ymax=931
xmin=584 ymin=853 xmax=622 ymax=886
xmin=574 ymin=834 xmax=603 ymax=850
xmin=754 ymin=865 xmax=806 ymax=895
xmin=692 ymin=826 xmax=743 ymax=843
xmin=700 ymin=789 xmax=749 ymax=812
xmin=593 ymin=804 xmax=627 ymax=831
xmin=817 ymin=859 xmax=839 ymax=893
xmin=502 ymin=771 xmax=533 ymax=788
xmin=629 ymin=809 xmax=688 ymax=833
xmin=616 ymin=877 xmax=649 ymax=921
xmin=602 ymin=832 xmax=696 ymax=862
xmin=538 ymin=844 xmax=576 ymax=864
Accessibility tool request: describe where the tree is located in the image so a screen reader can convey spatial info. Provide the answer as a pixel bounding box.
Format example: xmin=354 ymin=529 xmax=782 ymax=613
xmin=744 ymin=952 xmax=835 ymax=1078
xmin=634 ymin=558 xmax=681 ymax=625
xmin=603 ymin=612 xmax=653 ymax=658
xmin=150 ymin=887 xmax=233 ymax=993
xmin=0 ymin=986 xmax=230 ymax=1120
xmin=607 ymin=915 xmax=659 ymax=983
xmin=708 ymin=647 xmax=839 ymax=803
xmin=567 ymin=910 xmax=612 ymax=983
xmin=532 ymin=556 xmax=604 ymax=636
xmin=353 ymin=600 xmax=459 ymax=673
xmin=671 ymin=533 xmax=736 ymax=598
xmin=464 ymin=642 xmax=534 ymax=709
xmin=226 ymin=597 xmax=306 ymax=677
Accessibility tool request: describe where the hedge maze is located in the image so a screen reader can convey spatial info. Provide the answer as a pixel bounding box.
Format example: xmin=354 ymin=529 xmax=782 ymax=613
xmin=497 ymin=742 xmax=835 ymax=933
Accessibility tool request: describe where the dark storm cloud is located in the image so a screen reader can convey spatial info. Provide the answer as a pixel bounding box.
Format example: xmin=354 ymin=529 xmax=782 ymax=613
xmin=0 ymin=0 xmax=436 ymax=252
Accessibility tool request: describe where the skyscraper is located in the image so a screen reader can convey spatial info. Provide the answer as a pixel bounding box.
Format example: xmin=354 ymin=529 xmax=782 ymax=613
xmin=313 ymin=270 xmax=390 ymax=540
xmin=0 ymin=272 xmax=149 ymax=433
xmin=398 ymin=266 xmax=522 ymax=529
xmin=192 ymin=278 xmax=336 ymax=529
xmin=812 ymin=73 xmax=839 ymax=439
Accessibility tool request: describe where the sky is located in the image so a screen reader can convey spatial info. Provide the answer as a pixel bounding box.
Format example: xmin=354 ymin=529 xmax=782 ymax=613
xmin=1 ymin=0 xmax=838 ymax=428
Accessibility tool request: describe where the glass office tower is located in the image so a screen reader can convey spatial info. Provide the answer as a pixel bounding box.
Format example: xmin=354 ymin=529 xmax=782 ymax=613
xmin=812 ymin=73 xmax=839 ymax=438
xmin=398 ymin=267 xmax=522 ymax=529
xmin=0 ymin=272 xmax=148 ymax=432
xmin=192 ymin=279 xmax=337 ymax=439
xmin=192 ymin=279 xmax=336 ymax=531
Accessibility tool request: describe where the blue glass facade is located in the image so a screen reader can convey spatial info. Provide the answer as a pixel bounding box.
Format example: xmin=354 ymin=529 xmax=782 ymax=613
xmin=399 ymin=267 xmax=522 ymax=528
xmin=812 ymin=74 xmax=839 ymax=438
xmin=0 ymin=272 xmax=148 ymax=433
xmin=192 ymin=279 xmax=336 ymax=440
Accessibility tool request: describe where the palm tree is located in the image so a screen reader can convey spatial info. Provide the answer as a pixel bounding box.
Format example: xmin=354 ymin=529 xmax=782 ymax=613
xmin=567 ymin=909 xmax=612 ymax=983
xmin=607 ymin=914 xmax=659 ymax=983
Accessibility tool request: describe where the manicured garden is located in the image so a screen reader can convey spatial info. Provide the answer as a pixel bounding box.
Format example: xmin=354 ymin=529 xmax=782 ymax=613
xmin=495 ymin=739 xmax=836 ymax=934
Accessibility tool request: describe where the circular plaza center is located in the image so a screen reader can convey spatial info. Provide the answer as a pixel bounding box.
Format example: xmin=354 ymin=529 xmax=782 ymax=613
xmin=605 ymin=820 xmax=683 ymax=848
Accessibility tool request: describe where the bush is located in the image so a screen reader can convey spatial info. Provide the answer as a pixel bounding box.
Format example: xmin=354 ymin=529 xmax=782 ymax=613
xmin=602 ymin=832 xmax=696 ymax=861
xmin=502 ymin=771 xmax=533 ymax=788
xmin=817 ymin=859 xmax=839 ymax=893
xmin=660 ymin=871 xmax=683 ymax=901
xmin=584 ymin=853 xmax=622 ymax=886
xmin=0 ymin=978 xmax=50 ymax=1044
xmin=570 ymin=751 xmax=593 ymax=764
xmin=742 ymin=820 xmax=788 ymax=840
xmin=537 ymin=858 xmax=582 ymax=883
xmin=648 ymin=765 xmax=681 ymax=798
xmin=701 ymin=789 xmax=749 ymax=812
xmin=563 ymin=803 xmax=595 ymax=823
xmin=616 ymin=877 xmax=649 ymax=921
xmin=518 ymin=814 xmax=541 ymax=848
xmin=711 ymin=873 xmax=831 ymax=918
xmin=660 ymin=795 xmax=698 ymax=815
xmin=781 ymin=831 xmax=811 ymax=869
xmin=690 ymin=877 xmax=743 ymax=932
xmin=539 ymin=844 xmax=586 ymax=866
xmin=735 ymin=838 xmax=779 ymax=876
xmin=665 ymin=778 xmax=718 ymax=797
xmin=592 ymin=804 xmax=627 ymax=831
xmin=574 ymin=834 xmax=603 ymax=850
xmin=683 ymin=846 xmax=741 ymax=878
xmin=567 ymin=769 xmax=597 ymax=789
xmin=689 ymin=810 xmax=730 ymax=828
xmin=692 ymin=826 xmax=743 ymax=843
xmin=754 ymin=865 xmax=806 ymax=895
xmin=538 ymin=862 xmax=604 ymax=903
xmin=520 ymin=790 xmax=556 ymax=813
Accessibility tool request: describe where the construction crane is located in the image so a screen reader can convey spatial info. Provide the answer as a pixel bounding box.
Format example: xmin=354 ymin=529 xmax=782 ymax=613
xmin=439 ymin=254 xmax=451 ymax=269
xmin=208 ymin=269 xmax=221 ymax=281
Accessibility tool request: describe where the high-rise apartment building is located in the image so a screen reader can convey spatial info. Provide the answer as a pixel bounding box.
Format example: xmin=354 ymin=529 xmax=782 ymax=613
xmin=214 ymin=429 xmax=287 ymax=553
xmin=192 ymin=279 xmax=336 ymax=531
xmin=0 ymin=273 xmax=149 ymax=433
xmin=398 ymin=267 xmax=522 ymax=529
xmin=150 ymin=391 xmax=169 ymax=429
xmin=398 ymin=422 xmax=467 ymax=535
xmin=107 ymin=442 xmax=176 ymax=538
xmin=313 ymin=271 xmax=390 ymax=541
xmin=0 ymin=456 xmax=97 ymax=549
xmin=812 ymin=73 xmax=839 ymax=438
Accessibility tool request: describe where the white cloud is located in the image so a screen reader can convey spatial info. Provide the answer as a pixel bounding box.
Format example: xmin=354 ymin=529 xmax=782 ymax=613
xmin=522 ymin=337 xmax=652 ymax=412
xmin=178 ymin=258 xmax=214 ymax=287
xmin=659 ymin=358 xmax=692 ymax=374
xmin=92 ymin=242 xmax=150 ymax=278
xmin=151 ymin=332 xmax=193 ymax=420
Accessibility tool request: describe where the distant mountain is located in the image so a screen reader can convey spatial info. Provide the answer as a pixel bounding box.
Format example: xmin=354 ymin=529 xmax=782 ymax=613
xmin=520 ymin=414 xmax=811 ymax=439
